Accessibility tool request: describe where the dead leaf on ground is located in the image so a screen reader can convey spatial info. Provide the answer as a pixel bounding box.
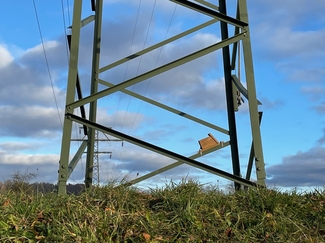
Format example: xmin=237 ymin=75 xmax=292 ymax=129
xmin=3 ymin=199 xmax=11 ymax=207
xmin=143 ymin=232 xmax=151 ymax=241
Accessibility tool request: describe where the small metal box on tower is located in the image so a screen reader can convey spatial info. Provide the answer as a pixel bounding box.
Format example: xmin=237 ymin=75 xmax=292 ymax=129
xmin=198 ymin=133 xmax=220 ymax=152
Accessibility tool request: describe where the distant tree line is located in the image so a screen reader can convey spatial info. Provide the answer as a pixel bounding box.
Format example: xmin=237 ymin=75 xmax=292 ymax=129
xmin=0 ymin=170 xmax=85 ymax=195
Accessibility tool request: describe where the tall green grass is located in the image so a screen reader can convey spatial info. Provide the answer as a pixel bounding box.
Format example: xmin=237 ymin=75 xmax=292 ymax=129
xmin=0 ymin=179 xmax=324 ymax=242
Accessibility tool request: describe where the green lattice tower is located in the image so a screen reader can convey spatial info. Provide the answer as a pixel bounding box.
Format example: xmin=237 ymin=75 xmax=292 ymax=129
xmin=57 ymin=0 xmax=266 ymax=194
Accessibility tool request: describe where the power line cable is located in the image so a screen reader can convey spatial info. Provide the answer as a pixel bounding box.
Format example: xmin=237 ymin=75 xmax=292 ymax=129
xmin=110 ymin=0 xmax=143 ymax=166
xmin=32 ymin=0 xmax=63 ymax=128
xmin=112 ymin=0 xmax=157 ymax=175
xmin=121 ymin=0 xmax=157 ymax=132
xmin=60 ymin=0 xmax=70 ymax=63
xmin=66 ymin=0 xmax=71 ymax=26
xmin=112 ymin=0 xmax=142 ymax=130
xmin=129 ymin=3 xmax=178 ymax=134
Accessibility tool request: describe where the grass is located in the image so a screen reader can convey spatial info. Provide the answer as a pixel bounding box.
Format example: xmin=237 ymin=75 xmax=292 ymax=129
xmin=0 ymin=179 xmax=325 ymax=242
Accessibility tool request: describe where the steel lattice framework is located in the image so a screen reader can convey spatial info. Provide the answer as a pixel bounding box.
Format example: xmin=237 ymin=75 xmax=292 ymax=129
xmin=57 ymin=0 xmax=266 ymax=194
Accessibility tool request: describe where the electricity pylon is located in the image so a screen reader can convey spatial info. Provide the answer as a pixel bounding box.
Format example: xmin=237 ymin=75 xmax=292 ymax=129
xmin=71 ymin=129 xmax=122 ymax=186
xmin=57 ymin=0 xmax=266 ymax=194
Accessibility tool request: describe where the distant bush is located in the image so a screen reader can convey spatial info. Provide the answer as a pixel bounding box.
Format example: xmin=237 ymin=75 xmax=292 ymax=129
xmin=3 ymin=170 xmax=36 ymax=193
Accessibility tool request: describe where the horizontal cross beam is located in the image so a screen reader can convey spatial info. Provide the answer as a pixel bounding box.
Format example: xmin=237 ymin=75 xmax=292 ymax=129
xmin=66 ymin=113 xmax=259 ymax=188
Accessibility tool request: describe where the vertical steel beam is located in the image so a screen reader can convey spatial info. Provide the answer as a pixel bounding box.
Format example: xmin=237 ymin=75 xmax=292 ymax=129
xmin=85 ymin=0 xmax=103 ymax=188
xmin=57 ymin=0 xmax=83 ymax=195
xmin=245 ymin=112 xmax=263 ymax=181
xmin=219 ymin=0 xmax=241 ymax=190
xmin=57 ymin=0 xmax=266 ymax=194
xmin=92 ymin=130 xmax=100 ymax=185
xmin=68 ymin=141 xmax=88 ymax=178
xmin=67 ymin=34 xmax=88 ymax=136
xmin=238 ymin=0 xmax=266 ymax=186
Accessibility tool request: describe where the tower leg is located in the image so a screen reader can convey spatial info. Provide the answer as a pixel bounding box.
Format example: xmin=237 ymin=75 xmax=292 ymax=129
xmin=85 ymin=0 xmax=103 ymax=188
xmin=219 ymin=0 xmax=241 ymax=190
xmin=239 ymin=0 xmax=266 ymax=187
xmin=57 ymin=0 xmax=83 ymax=195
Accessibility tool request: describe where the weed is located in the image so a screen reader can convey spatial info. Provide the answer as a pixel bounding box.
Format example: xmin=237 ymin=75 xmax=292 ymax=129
xmin=0 ymin=179 xmax=325 ymax=242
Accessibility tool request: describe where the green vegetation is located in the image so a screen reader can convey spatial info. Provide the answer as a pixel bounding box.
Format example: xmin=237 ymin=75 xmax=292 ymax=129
xmin=0 ymin=177 xmax=325 ymax=242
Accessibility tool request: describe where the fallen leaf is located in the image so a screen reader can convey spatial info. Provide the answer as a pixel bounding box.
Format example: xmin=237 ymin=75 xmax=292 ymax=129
xmin=3 ymin=200 xmax=11 ymax=207
xmin=104 ymin=207 xmax=116 ymax=214
xmin=143 ymin=233 xmax=151 ymax=241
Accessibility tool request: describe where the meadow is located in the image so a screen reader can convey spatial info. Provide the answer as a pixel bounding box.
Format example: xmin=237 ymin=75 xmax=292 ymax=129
xmin=0 ymin=175 xmax=325 ymax=242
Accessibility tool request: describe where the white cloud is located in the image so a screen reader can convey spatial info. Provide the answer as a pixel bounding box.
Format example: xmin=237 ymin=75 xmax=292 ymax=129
xmin=318 ymin=129 xmax=325 ymax=145
xmin=290 ymin=68 xmax=325 ymax=83
xmin=249 ymin=0 xmax=325 ymax=27
xmin=0 ymin=152 xmax=62 ymax=183
xmin=0 ymin=44 xmax=13 ymax=68
xmin=301 ymin=86 xmax=325 ymax=97
xmin=20 ymin=40 xmax=68 ymax=70
xmin=0 ymin=142 xmax=40 ymax=152
xmin=250 ymin=0 xmax=325 ymax=86
xmin=23 ymin=40 xmax=58 ymax=56
xmin=0 ymin=152 xmax=59 ymax=165
xmin=97 ymin=109 xmax=147 ymax=131
xmin=267 ymin=146 xmax=325 ymax=187
xmin=0 ymin=105 xmax=62 ymax=137
xmin=314 ymin=102 xmax=325 ymax=114
xmin=254 ymin=25 xmax=325 ymax=59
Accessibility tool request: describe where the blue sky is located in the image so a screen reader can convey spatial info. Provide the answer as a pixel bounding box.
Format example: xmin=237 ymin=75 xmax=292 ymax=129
xmin=0 ymin=0 xmax=324 ymax=190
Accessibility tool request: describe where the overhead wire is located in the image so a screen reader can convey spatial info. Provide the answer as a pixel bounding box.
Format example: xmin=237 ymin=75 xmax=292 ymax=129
xmin=108 ymin=0 xmax=144 ymax=178
xmin=112 ymin=2 xmax=177 ymax=180
xmin=112 ymin=0 xmax=142 ymax=130
xmin=110 ymin=2 xmax=178 ymax=169
xmin=32 ymin=0 xmax=63 ymax=128
xmin=108 ymin=0 xmax=143 ymax=171
xmin=60 ymin=0 xmax=79 ymax=140
xmin=100 ymin=2 xmax=177 ymax=180
xmin=120 ymin=0 xmax=157 ymax=132
xmin=128 ymin=3 xmax=178 ymax=134
xmin=60 ymin=0 xmax=70 ymax=64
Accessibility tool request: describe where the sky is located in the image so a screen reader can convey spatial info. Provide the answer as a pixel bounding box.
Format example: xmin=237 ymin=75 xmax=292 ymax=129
xmin=0 ymin=0 xmax=324 ymax=191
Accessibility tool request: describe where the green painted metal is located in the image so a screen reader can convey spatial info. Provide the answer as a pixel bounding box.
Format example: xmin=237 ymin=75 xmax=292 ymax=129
xmin=194 ymin=0 xmax=219 ymax=11
xmin=232 ymin=75 xmax=262 ymax=105
xmin=68 ymin=15 xmax=95 ymax=29
xmin=219 ymin=0 xmax=241 ymax=190
xmin=67 ymin=32 xmax=246 ymax=110
xmin=57 ymin=0 xmax=266 ymax=194
xmin=57 ymin=0 xmax=83 ymax=195
xmin=246 ymin=112 xmax=263 ymax=181
xmin=85 ymin=0 xmax=103 ymax=188
xmin=128 ymin=141 xmax=230 ymax=185
xmin=171 ymin=0 xmax=247 ymax=28
xmin=67 ymin=113 xmax=258 ymax=188
xmin=238 ymin=0 xmax=266 ymax=187
xmin=98 ymin=79 xmax=229 ymax=135
xmin=80 ymin=15 xmax=95 ymax=28
xmin=99 ymin=19 xmax=219 ymax=73
xmin=230 ymin=3 xmax=240 ymax=71
xmin=68 ymin=141 xmax=87 ymax=178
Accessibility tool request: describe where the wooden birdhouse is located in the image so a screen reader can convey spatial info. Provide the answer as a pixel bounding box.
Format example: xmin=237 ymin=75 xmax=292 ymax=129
xmin=198 ymin=133 xmax=219 ymax=152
